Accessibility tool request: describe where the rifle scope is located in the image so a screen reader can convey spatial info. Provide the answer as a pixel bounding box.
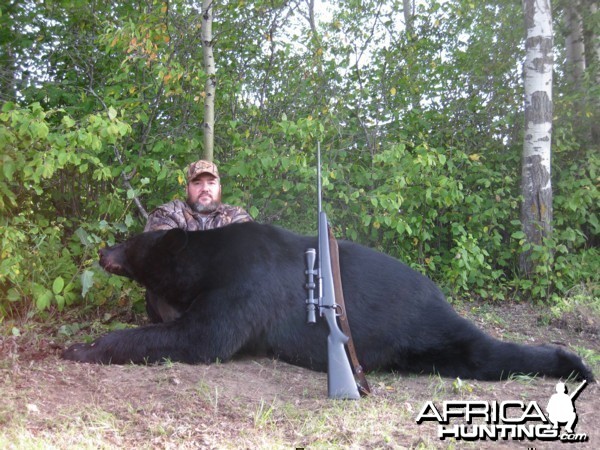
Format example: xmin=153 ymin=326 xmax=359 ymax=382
xmin=305 ymin=248 xmax=318 ymax=324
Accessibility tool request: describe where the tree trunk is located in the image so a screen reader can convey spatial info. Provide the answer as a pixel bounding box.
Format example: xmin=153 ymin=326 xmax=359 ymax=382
xmin=584 ymin=0 xmax=600 ymax=79
xmin=403 ymin=0 xmax=414 ymax=36
xmin=202 ymin=0 xmax=216 ymax=162
xmin=584 ymin=0 xmax=600 ymax=144
xmin=565 ymin=2 xmax=585 ymax=87
xmin=520 ymin=0 xmax=554 ymax=276
xmin=564 ymin=1 xmax=589 ymax=141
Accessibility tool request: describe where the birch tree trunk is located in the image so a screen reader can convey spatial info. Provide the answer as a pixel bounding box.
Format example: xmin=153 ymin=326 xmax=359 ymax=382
xmin=520 ymin=0 xmax=554 ymax=276
xmin=201 ymin=0 xmax=216 ymax=162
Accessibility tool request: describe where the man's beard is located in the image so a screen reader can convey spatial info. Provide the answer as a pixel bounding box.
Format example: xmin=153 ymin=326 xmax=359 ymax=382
xmin=189 ymin=200 xmax=219 ymax=214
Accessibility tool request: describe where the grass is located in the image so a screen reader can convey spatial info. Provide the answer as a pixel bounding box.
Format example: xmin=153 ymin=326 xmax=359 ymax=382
xmin=0 ymin=406 xmax=124 ymax=450
xmin=0 ymin=294 xmax=598 ymax=449
xmin=1 ymin=363 xmax=597 ymax=449
xmin=195 ymin=380 xmax=220 ymax=413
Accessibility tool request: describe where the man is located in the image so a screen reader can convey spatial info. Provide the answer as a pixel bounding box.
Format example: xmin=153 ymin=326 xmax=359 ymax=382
xmin=143 ymin=159 xmax=252 ymax=322
xmin=144 ymin=159 xmax=252 ymax=232
xmin=547 ymin=382 xmax=578 ymax=434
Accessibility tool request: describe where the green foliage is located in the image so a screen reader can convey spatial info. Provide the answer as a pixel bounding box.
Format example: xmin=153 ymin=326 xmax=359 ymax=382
xmin=0 ymin=0 xmax=598 ymax=317
xmin=510 ymin=145 xmax=599 ymax=301
xmin=223 ymin=115 xmax=323 ymax=233
xmin=0 ymin=102 xmax=141 ymax=315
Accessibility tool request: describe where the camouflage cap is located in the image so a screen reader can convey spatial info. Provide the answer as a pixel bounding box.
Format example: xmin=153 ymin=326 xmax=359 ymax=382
xmin=186 ymin=160 xmax=220 ymax=181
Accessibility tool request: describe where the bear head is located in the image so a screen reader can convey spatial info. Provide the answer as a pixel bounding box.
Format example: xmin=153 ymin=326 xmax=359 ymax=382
xmin=99 ymin=229 xmax=190 ymax=290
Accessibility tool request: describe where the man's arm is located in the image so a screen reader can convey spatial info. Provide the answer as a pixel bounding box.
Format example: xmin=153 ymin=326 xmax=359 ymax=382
xmin=144 ymin=200 xmax=187 ymax=232
xmin=144 ymin=213 xmax=178 ymax=232
xmin=228 ymin=205 xmax=253 ymax=224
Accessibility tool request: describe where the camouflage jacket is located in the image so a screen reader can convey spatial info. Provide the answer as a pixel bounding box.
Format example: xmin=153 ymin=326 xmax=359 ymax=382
xmin=144 ymin=199 xmax=252 ymax=232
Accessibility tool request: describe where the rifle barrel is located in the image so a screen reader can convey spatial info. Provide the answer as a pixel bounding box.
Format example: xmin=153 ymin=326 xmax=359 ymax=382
xmin=317 ymin=142 xmax=322 ymax=214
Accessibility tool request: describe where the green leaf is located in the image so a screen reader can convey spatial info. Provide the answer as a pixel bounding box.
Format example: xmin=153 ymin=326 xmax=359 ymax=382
xmin=41 ymin=161 xmax=54 ymax=178
xmin=108 ymin=106 xmax=118 ymax=120
xmin=62 ymin=115 xmax=76 ymax=128
xmin=1 ymin=101 xmax=15 ymax=112
xmin=30 ymin=121 xmax=49 ymax=139
xmin=125 ymin=214 xmax=135 ymax=228
xmin=116 ymin=122 xmax=130 ymax=136
xmin=55 ymin=294 xmax=65 ymax=310
xmin=75 ymin=227 xmax=90 ymax=245
xmin=57 ymin=150 xmax=69 ymax=166
xmin=35 ymin=289 xmax=53 ymax=310
xmin=2 ymin=159 xmax=15 ymax=181
xmin=81 ymin=270 xmax=95 ymax=298
xmin=7 ymin=288 xmax=21 ymax=302
xmin=52 ymin=276 xmax=65 ymax=295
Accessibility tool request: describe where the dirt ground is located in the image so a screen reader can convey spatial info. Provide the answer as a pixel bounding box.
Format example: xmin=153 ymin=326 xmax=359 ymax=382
xmin=0 ymin=300 xmax=598 ymax=449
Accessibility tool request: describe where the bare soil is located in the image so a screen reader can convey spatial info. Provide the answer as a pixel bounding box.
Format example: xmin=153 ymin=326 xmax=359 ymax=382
xmin=1 ymin=300 xmax=598 ymax=449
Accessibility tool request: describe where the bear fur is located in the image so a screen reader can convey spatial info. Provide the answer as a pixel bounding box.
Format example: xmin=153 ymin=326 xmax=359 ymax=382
xmin=63 ymin=222 xmax=593 ymax=381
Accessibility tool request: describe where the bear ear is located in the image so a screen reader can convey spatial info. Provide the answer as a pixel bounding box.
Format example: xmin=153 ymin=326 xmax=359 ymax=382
xmin=157 ymin=228 xmax=189 ymax=255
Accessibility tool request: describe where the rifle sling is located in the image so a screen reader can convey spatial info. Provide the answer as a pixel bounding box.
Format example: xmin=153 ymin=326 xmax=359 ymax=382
xmin=327 ymin=227 xmax=371 ymax=396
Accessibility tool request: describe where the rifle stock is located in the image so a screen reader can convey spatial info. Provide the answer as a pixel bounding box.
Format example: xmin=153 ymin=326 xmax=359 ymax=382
xmin=318 ymin=211 xmax=360 ymax=400
xmin=326 ymin=314 xmax=360 ymax=399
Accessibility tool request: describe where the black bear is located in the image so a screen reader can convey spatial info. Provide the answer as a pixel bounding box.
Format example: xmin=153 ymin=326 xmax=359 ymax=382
xmin=63 ymin=222 xmax=593 ymax=381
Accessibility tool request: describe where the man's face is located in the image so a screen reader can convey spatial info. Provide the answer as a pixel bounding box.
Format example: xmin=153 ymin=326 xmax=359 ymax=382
xmin=186 ymin=174 xmax=222 ymax=213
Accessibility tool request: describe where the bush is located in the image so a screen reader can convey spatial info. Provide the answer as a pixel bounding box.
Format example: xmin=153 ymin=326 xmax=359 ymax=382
xmin=0 ymin=103 xmax=143 ymax=316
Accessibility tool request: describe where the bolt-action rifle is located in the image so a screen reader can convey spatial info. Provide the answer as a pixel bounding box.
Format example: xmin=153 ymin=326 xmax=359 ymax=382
xmin=304 ymin=144 xmax=370 ymax=400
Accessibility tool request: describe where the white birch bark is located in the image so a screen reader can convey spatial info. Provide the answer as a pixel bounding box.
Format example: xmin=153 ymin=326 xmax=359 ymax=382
xmin=202 ymin=0 xmax=216 ymax=162
xmin=520 ymin=0 xmax=554 ymax=275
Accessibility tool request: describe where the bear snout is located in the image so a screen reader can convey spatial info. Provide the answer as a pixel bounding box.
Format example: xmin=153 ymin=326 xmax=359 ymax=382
xmin=98 ymin=247 xmax=111 ymax=268
xmin=99 ymin=247 xmax=129 ymax=276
